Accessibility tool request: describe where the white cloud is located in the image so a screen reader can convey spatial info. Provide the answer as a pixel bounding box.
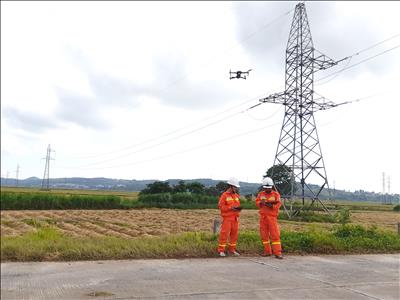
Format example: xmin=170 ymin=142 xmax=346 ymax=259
xmin=1 ymin=1 xmax=399 ymax=194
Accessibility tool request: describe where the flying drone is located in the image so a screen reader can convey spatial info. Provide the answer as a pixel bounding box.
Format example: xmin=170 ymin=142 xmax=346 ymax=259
xmin=229 ymin=69 xmax=253 ymax=80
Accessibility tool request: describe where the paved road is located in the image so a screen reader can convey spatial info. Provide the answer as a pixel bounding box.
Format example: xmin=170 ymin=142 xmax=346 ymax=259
xmin=1 ymin=254 xmax=399 ymax=300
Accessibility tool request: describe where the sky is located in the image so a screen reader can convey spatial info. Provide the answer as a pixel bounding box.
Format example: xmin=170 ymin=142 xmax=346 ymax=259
xmin=1 ymin=1 xmax=400 ymax=194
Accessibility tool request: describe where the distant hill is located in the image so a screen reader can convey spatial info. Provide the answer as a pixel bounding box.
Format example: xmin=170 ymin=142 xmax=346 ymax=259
xmin=1 ymin=177 xmax=398 ymax=203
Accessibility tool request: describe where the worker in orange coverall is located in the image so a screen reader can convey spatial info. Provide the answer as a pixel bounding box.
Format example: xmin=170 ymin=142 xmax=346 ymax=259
xmin=255 ymin=177 xmax=283 ymax=259
xmin=217 ymin=177 xmax=242 ymax=257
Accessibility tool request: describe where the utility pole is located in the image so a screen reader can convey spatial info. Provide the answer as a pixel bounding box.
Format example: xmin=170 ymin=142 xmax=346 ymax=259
xmin=258 ymin=2 xmax=347 ymax=216
xmin=382 ymin=172 xmax=386 ymax=204
xmin=41 ymin=144 xmax=55 ymax=190
xmin=15 ymin=164 xmax=20 ymax=187
xmin=388 ymin=175 xmax=391 ymax=204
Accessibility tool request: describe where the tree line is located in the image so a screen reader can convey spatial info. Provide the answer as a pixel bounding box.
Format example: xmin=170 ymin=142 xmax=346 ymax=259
xmin=139 ymin=180 xmax=228 ymax=196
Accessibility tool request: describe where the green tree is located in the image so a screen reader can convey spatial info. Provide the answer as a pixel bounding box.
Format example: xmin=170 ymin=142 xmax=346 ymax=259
xmin=186 ymin=182 xmax=205 ymax=194
xmin=172 ymin=180 xmax=187 ymax=193
xmin=216 ymin=181 xmax=228 ymax=194
xmin=140 ymin=181 xmax=172 ymax=195
xmin=265 ymin=164 xmax=293 ymax=195
xmin=204 ymin=186 xmax=219 ymax=196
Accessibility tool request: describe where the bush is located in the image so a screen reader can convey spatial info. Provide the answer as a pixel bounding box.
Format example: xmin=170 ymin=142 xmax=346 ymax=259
xmin=335 ymin=208 xmax=351 ymax=225
xmin=393 ymin=204 xmax=400 ymax=212
xmin=0 ymin=192 xmax=122 ymax=210
xmin=137 ymin=193 xmax=218 ymax=208
xmin=279 ymin=211 xmax=337 ymax=223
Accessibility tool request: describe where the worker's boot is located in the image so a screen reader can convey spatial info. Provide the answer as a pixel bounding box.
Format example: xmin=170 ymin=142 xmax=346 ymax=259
xmin=274 ymin=254 xmax=283 ymax=259
xmin=218 ymin=252 xmax=226 ymax=257
xmin=261 ymin=252 xmax=272 ymax=257
xmin=229 ymin=250 xmax=240 ymax=256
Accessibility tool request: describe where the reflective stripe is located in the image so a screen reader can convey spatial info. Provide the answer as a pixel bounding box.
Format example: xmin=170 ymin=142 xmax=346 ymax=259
xmin=219 ymin=244 xmax=226 ymax=247
xmin=271 ymin=241 xmax=281 ymax=245
xmin=262 ymin=241 xmax=270 ymax=244
xmin=229 ymin=243 xmax=236 ymax=246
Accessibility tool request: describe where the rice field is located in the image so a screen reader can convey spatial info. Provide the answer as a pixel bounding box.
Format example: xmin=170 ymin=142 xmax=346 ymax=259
xmin=1 ymin=209 xmax=399 ymax=238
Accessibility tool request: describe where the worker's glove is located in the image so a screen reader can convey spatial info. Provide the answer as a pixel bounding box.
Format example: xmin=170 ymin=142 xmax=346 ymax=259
xmin=266 ymin=203 xmax=273 ymax=208
xmin=232 ymin=206 xmax=243 ymax=211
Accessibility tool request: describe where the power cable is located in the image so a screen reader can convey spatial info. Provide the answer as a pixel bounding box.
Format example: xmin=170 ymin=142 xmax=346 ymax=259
xmin=61 ymin=122 xmax=281 ymax=171
xmin=60 ymin=91 xmax=281 ymax=169
xmin=316 ymin=44 xmax=400 ymax=83
xmin=67 ymin=8 xmax=294 ymax=161
xmin=160 ymin=7 xmax=295 ymax=91
xmin=67 ymin=92 xmax=270 ymax=160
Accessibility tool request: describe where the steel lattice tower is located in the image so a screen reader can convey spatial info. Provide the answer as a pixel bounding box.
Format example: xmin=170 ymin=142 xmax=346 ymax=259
xmin=260 ymin=2 xmax=343 ymax=215
xmin=41 ymin=144 xmax=54 ymax=190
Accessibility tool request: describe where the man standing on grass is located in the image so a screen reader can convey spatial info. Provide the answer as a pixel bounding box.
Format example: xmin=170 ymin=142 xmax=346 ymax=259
xmin=256 ymin=177 xmax=283 ymax=259
xmin=217 ymin=177 xmax=242 ymax=257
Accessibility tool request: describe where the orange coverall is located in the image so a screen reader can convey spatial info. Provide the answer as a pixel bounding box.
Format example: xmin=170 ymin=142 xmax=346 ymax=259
xmin=218 ymin=191 xmax=241 ymax=253
xmin=255 ymin=190 xmax=282 ymax=255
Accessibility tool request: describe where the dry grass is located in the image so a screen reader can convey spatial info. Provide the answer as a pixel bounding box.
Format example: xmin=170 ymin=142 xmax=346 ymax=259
xmin=1 ymin=209 xmax=399 ymax=238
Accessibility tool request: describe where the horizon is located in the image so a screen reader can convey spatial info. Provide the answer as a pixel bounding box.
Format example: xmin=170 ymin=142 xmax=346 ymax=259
xmin=1 ymin=175 xmax=398 ymax=196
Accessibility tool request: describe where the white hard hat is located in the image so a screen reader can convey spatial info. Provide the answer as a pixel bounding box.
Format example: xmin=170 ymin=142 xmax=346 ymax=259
xmin=262 ymin=177 xmax=274 ymax=188
xmin=227 ymin=177 xmax=240 ymax=188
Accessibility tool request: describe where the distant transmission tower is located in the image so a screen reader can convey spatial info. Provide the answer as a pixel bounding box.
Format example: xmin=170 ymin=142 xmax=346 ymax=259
xmin=259 ymin=2 xmax=348 ymax=216
xmin=388 ymin=175 xmax=391 ymax=204
xmin=15 ymin=164 xmax=20 ymax=187
xmin=382 ymin=172 xmax=386 ymax=204
xmin=41 ymin=144 xmax=55 ymax=190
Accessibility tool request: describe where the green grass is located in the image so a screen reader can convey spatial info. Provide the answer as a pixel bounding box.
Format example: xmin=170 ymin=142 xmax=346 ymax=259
xmin=0 ymin=192 xmax=129 ymax=210
xmin=2 ymin=224 xmax=399 ymax=262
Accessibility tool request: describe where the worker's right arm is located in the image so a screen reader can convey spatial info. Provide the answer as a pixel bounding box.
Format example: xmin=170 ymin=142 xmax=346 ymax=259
xmin=218 ymin=194 xmax=231 ymax=212
xmin=255 ymin=193 xmax=265 ymax=208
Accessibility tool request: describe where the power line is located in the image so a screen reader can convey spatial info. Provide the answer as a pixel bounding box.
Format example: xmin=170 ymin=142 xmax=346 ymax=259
xmin=316 ymin=44 xmax=400 ymax=83
xmin=64 ymin=8 xmax=294 ymax=161
xmin=160 ymin=7 xmax=295 ymax=91
xmin=70 ymin=121 xmax=281 ymax=171
xmin=58 ymin=92 xmax=281 ymax=169
xmin=67 ymin=92 xmax=270 ymax=160
xmin=347 ymin=33 xmax=400 ymax=57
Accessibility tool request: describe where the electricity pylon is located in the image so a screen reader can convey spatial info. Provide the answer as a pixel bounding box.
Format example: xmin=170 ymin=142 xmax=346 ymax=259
xmin=41 ymin=144 xmax=55 ymax=190
xmin=259 ymin=2 xmax=347 ymax=216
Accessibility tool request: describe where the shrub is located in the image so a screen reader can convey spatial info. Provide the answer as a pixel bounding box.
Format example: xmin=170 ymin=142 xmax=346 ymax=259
xmin=279 ymin=211 xmax=337 ymax=223
xmin=137 ymin=193 xmax=218 ymax=208
xmin=335 ymin=208 xmax=351 ymax=225
xmin=0 ymin=192 xmax=122 ymax=210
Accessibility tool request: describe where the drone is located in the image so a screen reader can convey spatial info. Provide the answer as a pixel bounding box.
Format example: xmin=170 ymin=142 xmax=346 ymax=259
xmin=229 ymin=69 xmax=253 ymax=80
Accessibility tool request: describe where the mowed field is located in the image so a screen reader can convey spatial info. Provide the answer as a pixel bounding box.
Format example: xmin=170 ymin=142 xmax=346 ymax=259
xmin=1 ymin=209 xmax=399 ymax=238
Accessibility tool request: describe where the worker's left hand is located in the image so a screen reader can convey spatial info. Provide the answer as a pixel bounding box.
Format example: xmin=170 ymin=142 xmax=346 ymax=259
xmin=266 ymin=203 xmax=273 ymax=208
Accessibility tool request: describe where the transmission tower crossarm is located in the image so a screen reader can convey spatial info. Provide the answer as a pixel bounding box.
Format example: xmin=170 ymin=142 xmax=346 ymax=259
xmin=259 ymin=90 xmax=287 ymax=105
xmin=312 ymin=49 xmax=339 ymax=71
xmin=312 ymin=93 xmax=364 ymax=112
xmin=312 ymin=99 xmax=340 ymax=111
